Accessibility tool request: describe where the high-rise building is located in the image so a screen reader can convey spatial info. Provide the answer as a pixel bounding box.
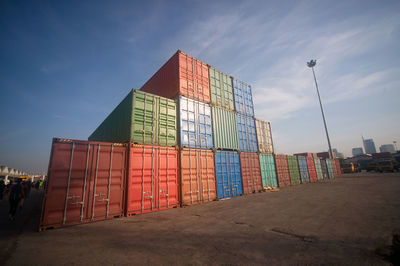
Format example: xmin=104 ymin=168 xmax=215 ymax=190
xmin=363 ymin=138 xmax=377 ymax=154
xmin=352 ymin=147 xmax=364 ymax=156
xmin=380 ymin=144 xmax=396 ymax=153
xmin=332 ymin=148 xmax=344 ymax=158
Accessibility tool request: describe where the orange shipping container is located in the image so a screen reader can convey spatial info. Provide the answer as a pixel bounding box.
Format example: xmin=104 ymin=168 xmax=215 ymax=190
xmin=140 ymin=50 xmax=211 ymax=103
xmin=240 ymin=152 xmax=262 ymax=194
xmin=180 ymin=148 xmax=216 ymax=206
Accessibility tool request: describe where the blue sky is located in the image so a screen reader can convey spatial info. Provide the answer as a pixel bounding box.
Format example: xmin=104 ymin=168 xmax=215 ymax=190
xmin=1 ymin=0 xmax=399 ymax=173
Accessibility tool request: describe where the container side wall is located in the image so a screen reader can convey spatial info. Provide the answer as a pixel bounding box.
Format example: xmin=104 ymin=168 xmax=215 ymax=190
xmin=240 ymin=152 xmax=262 ymax=194
xmin=232 ymin=78 xmax=254 ymax=116
xmin=314 ymin=158 xmax=324 ymax=180
xmin=215 ymin=150 xmax=242 ymax=199
xmin=306 ymin=156 xmax=318 ymax=183
xmin=297 ymin=156 xmax=310 ymax=183
xmin=255 ymin=119 xmax=274 ymax=154
xmin=209 ymin=67 xmax=234 ymax=110
xmin=259 ymin=154 xmax=278 ymax=188
xmin=274 ymin=154 xmax=290 ymax=187
xmin=237 ymin=114 xmax=258 ymax=152
xmin=212 ymin=107 xmax=239 ymax=150
xmin=320 ymin=159 xmax=329 ymax=179
xmin=287 ymin=155 xmax=301 ymax=185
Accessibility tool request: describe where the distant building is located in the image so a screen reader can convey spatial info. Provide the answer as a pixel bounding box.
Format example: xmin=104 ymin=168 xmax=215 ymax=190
xmin=332 ymin=148 xmax=344 ymax=158
xmin=352 ymin=147 xmax=364 ymax=156
xmin=363 ymin=138 xmax=377 ymax=154
xmin=379 ymin=144 xmax=396 ymax=153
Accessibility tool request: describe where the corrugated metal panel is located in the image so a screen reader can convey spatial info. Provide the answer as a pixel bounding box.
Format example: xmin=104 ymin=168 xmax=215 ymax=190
xmin=180 ymin=148 xmax=216 ymax=206
xmin=126 ymin=145 xmax=179 ymax=216
xmin=212 ymin=106 xmax=239 ymax=150
xmin=274 ymin=154 xmax=290 ymax=187
xmin=306 ymin=156 xmax=318 ymax=183
xmin=255 ymin=119 xmax=274 ymax=154
xmin=326 ymin=158 xmax=334 ymax=179
xmin=232 ymin=78 xmax=254 ymax=116
xmin=214 ymin=150 xmax=242 ymax=199
xmin=178 ymin=96 xmax=213 ymax=149
xmin=259 ymin=154 xmax=278 ymax=188
xmin=334 ymin=159 xmax=342 ymax=177
xmin=287 ymin=155 xmax=301 ymax=185
xmin=237 ymin=114 xmax=258 ymax=152
xmin=297 ymin=156 xmax=310 ymax=183
xmin=240 ymin=152 xmax=262 ymax=194
xmin=89 ymin=89 xmax=177 ymax=147
xmin=314 ymin=158 xmax=323 ymax=180
xmin=140 ymin=50 xmax=211 ymax=103
xmin=320 ymin=159 xmax=329 ymax=179
xmin=209 ymin=67 xmax=234 ymax=110
xmin=40 ymin=138 xmax=126 ymax=231
xmin=331 ymin=159 xmax=338 ymax=177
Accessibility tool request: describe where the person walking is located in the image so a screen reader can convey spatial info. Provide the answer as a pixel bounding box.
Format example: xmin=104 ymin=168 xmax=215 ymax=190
xmin=8 ymin=179 xmax=24 ymax=221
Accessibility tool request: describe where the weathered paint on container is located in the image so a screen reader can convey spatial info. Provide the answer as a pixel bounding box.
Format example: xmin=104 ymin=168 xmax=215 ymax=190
xmin=140 ymin=50 xmax=211 ymax=103
xmin=178 ymin=96 xmax=213 ymax=149
xmin=237 ymin=114 xmax=258 ymax=152
xmin=214 ymin=150 xmax=242 ymax=199
xmin=212 ymin=106 xmax=239 ymax=150
xmin=180 ymin=148 xmax=216 ymax=206
xmin=89 ymin=89 xmax=177 ymax=147
xmin=40 ymin=138 xmax=126 ymax=231
xmin=232 ymin=78 xmax=254 ymax=116
xmin=274 ymin=154 xmax=290 ymax=187
xmin=320 ymin=159 xmax=329 ymax=179
xmin=331 ymin=159 xmax=338 ymax=177
xmin=306 ymin=156 xmax=318 ymax=183
xmin=326 ymin=158 xmax=334 ymax=179
xmin=209 ymin=67 xmax=234 ymax=110
xmin=240 ymin=152 xmax=262 ymax=194
xmin=297 ymin=156 xmax=310 ymax=183
xmin=125 ymin=144 xmax=179 ymax=216
xmin=287 ymin=155 xmax=301 ymax=185
xmin=334 ymin=159 xmax=342 ymax=177
xmin=314 ymin=158 xmax=324 ymax=180
xmin=259 ymin=153 xmax=278 ymax=188
xmin=255 ymin=119 xmax=274 ymax=154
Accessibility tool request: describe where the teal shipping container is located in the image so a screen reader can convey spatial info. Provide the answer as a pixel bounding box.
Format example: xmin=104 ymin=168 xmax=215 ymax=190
xmin=314 ymin=158 xmax=323 ymax=180
xmin=326 ymin=158 xmax=334 ymax=179
xmin=89 ymin=89 xmax=177 ymax=146
xmin=259 ymin=154 xmax=278 ymax=188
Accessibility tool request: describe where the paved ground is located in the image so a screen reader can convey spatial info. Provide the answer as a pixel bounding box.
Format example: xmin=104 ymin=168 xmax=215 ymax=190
xmin=1 ymin=172 xmax=400 ymax=265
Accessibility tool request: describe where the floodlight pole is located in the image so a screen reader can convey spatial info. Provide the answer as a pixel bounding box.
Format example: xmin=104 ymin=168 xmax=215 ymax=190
xmin=307 ymin=60 xmax=334 ymax=159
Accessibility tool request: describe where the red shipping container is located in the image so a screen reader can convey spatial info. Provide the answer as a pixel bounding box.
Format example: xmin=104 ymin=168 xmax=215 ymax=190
xmin=40 ymin=138 xmax=127 ymax=231
xmin=240 ymin=152 xmax=262 ymax=194
xmin=126 ymin=144 xmax=179 ymax=216
xmin=334 ymin=159 xmax=342 ymax=177
xmin=306 ymin=156 xmax=318 ymax=183
xmin=180 ymin=148 xmax=216 ymax=206
xmin=331 ymin=160 xmax=338 ymax=177
xmin=140 ymin=50 xmax=211 ymax=103
xmin=274 ymin=154 xmax=291 ymax=187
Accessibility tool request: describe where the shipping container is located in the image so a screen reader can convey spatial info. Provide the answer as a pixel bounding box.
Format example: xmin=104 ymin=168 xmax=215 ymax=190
xmin=306 ymin=156 xmax=318 ymax=183
xmin=125 ymin=144 xmax=179 ymax=216
xmin=140 ymin=50 xmax=211 ymax=103
xmin=180 ymin=148 xmax=216 ymax=206
xmin=214 ymin=150 xmax=242 ymax=199
xmin=287 ymin=155 xmax=301 ymax=185
xmin=326 ymin=158 xmax=334 ymax=179
xmin=334 ymin=159 xmax=342 ymax=177
xmin=294 ymin=152 xmax=318 ymax=158
xmin=89 ymin=89 xmax=177 ymax=147
xmin=232 ymin=78 xmax=254 ymax=117
xmin=209 ymin=67 xmax=234 ymax=110
xmin=240 ymin=152 xmax=262 ymax=194
xmin=317 ymin=152 xmax=336 ymax=159
xmin=314 ymin=158 xmax=324 ymax=180
xmin=254 ymin=119 xmax=274 ymax=154
xmin=274 ymin=154 xmax=290 ymax=187
xmin=331 ymin=159 xmax=338 ymax=177
xmin=297 ymin=156 xmax=310 ymax=183
xmin=212 ymin=106 xmax=239 ymax=150
xmin=236 ymin=114 xmax=258 ymax=152
xmin=178 ymin=96 xmax=213 ymax=149
xmin=259 ymin=154 xmax=278 ymax=188
xmin=40 ymin=138 xmax=126 ymax=231
xmin=320 ymin=159 xmax=329 ymax=179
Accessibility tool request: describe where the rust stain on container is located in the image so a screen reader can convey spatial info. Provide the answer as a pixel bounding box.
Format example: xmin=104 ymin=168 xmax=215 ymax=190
xmin=179 ymin=148 xmax=216 ymax=206
xmin=240 ymin=152 xmax=262 ymax=194
xmin=40 ymin=138 xmax=126 ymax=231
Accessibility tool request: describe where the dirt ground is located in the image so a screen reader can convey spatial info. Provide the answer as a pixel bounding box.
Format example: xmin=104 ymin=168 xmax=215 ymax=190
xmin=1 ymin=172 xmax=400 ymax=265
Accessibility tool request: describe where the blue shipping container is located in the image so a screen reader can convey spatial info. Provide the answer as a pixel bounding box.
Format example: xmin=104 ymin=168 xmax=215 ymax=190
xmin=297 ymin=156 xmax=310 ymax=183
xmin=215 ymin=150 xmax=243 ymax=199
xmin=178 ymin=96 xmax=213 ymax=149
xmin=236 ymin=114 xmax=258 ymax=152
xmin=233 ymin=78 xmax=255 ymax=117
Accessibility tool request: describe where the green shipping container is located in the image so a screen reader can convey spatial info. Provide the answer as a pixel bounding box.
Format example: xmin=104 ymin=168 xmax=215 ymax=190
xmin=211 ymin=106 xmax=239 ymax=150
xmin=89 ymin=89 xmax=177 ymax=146
xmin=209 ymin=67 xmax=235 ymax=111
xmin=259 ymin=154 xmax=278 ymax=188
xmin=287 ymin=155 xmax=301 ymax=185
xmin=326 ymin=158 xmax=334 ymax=179
xmin=314 ymin=158 xmax=323 ymax=180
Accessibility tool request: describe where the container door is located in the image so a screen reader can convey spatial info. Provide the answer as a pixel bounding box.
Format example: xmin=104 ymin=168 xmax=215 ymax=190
xmin=180 ymin=148 xmax=201 ymax=205
xmin=158 ymin=148 xmax=178 ymax=209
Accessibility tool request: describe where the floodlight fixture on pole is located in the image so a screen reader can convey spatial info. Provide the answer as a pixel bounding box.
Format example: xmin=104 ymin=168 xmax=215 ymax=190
xmin=307 ymin=59 xmax=334 ymax=159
